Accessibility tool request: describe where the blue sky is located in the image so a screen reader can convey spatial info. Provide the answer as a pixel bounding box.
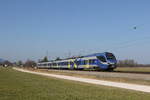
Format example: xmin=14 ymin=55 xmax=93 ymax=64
xmin=0 ymin=0 xmax=150 ymax=64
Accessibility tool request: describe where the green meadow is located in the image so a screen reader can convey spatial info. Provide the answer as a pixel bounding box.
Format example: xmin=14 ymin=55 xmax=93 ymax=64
xmin=0 ymin=67 xmax=150 ymax=100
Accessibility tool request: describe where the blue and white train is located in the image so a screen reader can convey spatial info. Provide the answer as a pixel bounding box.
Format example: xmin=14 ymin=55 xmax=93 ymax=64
xmin=37 ymin=52 xmax=117 ymax=71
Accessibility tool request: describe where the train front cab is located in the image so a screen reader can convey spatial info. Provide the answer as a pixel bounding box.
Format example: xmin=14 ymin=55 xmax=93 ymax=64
xmin=96 ymin=52 xmax=117 ymax=71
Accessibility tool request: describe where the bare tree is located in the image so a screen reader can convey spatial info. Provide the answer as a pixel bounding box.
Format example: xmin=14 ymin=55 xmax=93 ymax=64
xmin=55 ymin=57 xmax=61 ymax=60
xmin=17 ymin=60 xmax=23 ymax=67
xmin=117 ymin=59 xmax=138 ymax=67
xmin=39 ymin=56 xmax=49 ymax=62
xmin=24 ymin=60 xmax=36 ymax=68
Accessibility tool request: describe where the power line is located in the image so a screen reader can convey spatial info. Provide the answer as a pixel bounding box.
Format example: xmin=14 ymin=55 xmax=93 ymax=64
xmin=105 ymin=36 xmax=150 ymax=51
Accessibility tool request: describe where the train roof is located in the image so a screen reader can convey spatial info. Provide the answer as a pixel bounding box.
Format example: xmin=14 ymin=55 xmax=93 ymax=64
xmin=38 ymin=52 xmax=113 ymax=64
xmin=84 ymin=52 xmax=110 ymax=57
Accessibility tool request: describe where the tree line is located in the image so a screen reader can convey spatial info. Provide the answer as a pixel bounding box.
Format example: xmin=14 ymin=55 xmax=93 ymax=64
xmin=117 ymin=59 xmax=150 ymax=67
xmin=0 ymin=57 xmax=150 ymax=68
xmin=0 ymin=60 xmax=36 ymax=68
xmin=0 ymin=56 xmax=50 ymax=68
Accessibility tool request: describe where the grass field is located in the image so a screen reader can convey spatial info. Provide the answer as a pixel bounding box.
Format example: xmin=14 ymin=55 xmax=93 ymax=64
xmin=0 ymin=67 xmax=150 ymax=100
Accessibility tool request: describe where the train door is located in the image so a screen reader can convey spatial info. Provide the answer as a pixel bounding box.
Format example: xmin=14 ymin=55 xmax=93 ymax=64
xmin=70 ymin=62 xmax=74 ymax=69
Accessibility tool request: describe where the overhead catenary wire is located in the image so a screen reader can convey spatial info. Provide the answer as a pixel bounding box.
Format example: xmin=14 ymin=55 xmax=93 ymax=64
xmin=104 ymin=24 xmax=150 ymax=51
xmin=105 ymin=36 xmax=150 ymax=52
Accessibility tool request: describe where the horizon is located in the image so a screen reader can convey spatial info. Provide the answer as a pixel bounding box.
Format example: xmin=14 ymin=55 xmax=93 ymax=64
xmin=0 ymin=0 xmax=150 ymax=64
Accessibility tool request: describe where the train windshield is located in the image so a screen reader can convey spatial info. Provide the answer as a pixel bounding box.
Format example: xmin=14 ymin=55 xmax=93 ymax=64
xmin=97 ymin=56 xmax=106 ymax=62
xmin=106 ymin=53 xmax=116 ymax=60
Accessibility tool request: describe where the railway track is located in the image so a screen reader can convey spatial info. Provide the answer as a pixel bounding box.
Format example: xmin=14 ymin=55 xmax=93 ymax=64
xmin=113 ymin=71 xmax=150 ymax=74
xmin=42 ymin=68 xmax=150 ymax=81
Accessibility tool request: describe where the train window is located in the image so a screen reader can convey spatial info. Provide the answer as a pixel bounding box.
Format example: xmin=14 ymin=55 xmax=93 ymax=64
xmin=66 ymin=62 xmax=68 ymax=65
xmin=89 ymin=60 xmax=91 ymax=64
xmin=70 ymin=62 xmax=73 ymax=65
xmin=83 ymin=60 xmax=85 ymax=65
xmin=62 ymin=62 xmax=64 ymax=65
xmin=60 ymin=62 xmax=68 ymax=66
xmin=79 ymin=61 xmax=81 ymax=65
xmin=92 ymin=59 xmax=95 ymax=63
xmin=55 ymin=63 xmax=57 ymax=66
xmin=106 ymin=53 xmax=116 ymax=60
xmin=58 ymin=63 xmax=61 ymax=66
xmin=64 ymin=62 xmax=67 ymax=65
xmin=53 ymin=63 xmax=56 ymax=66
xmin=83 ymin=60 xmax=88 ymax=65
xmin=97 ymin=56 xmax=106 ymax=62
xmin=60 ymin=62 xmax=62 ymax=66
xmin=77 ymin=61 xmax=81 ymax=65
xmin=89 ymin=59 xmax=95 ymax=64
xmin=85 ymin=60 xmax=88 ymax=64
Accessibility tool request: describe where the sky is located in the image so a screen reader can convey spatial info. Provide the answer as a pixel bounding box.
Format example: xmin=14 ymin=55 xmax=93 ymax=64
xmin=0 ymin=0 xmax=150 ymax=64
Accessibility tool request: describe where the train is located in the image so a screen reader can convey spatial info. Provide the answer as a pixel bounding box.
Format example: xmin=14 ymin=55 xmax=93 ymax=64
xmin=37 ymin=52 xmax=117 ymax=71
